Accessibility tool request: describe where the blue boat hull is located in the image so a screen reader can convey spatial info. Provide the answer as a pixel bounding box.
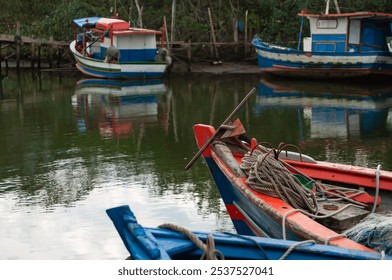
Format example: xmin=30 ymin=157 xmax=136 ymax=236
xmin=106 ymin=205 xmax=390 ymax=260
xmin=252 ymin=37 xmax=392 ymax=79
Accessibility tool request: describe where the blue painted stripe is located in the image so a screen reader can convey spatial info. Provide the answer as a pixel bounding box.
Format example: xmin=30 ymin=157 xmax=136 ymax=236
xmin=119 ymin=95 xmax=157 ymax=105
xmin=100 ymin=47 xmax=157 ymax=63
xmin=260 ymin=55 xmax=392 ymax=70
xmin=311 ymin=34 xmax=346 ymax=41
xmin=120 ymin=49 xmax=157 ymax=62
xmin=254 ymin=48 xmax=392 ymax=71
xmin=253 ymin=37 xmax=391 ymax=57
xmin=313 ymin=42 xmax=345 ymax=52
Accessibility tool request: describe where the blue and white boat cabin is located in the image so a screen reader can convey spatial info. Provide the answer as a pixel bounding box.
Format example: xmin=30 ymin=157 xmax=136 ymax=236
xmin=72 ymin=17 xmax=163 ymax=63
xmin=300 ymin=11 xmax=392 ymax=54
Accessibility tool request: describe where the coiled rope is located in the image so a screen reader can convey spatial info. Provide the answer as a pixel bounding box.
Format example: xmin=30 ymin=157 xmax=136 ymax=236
xmin=240 ymin=143 xmax=367 ymax=214
xmin=241 ymin=146 xmax=319 ymax=214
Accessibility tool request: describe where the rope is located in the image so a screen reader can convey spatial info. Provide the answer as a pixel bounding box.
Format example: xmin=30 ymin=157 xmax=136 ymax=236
xmin=222 ymin=232 xmax=270 ymax=260
xmin=324 ymin=234 xmax=347 ymax=245
xmin=279 ymin=240 xmax=316 ymax=260
xmin=158 ymin=223 xmax=224 ymax=260
xmin=241 ymin=148 xmax=319 ymax=214
xmin=315 ymin=182 xmax=367 ymax=207
xmin=241 ymin=144 xmax=368 ymax=214
xmin=371 ymin=164 xmax=382 ymax=214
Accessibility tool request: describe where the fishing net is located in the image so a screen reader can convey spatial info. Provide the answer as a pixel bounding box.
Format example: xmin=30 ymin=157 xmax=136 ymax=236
xmin=344 ymin=212 xmax=392 ymax=256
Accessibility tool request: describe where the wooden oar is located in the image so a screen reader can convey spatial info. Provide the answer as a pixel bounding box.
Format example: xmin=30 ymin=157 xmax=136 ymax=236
xmin=185 ymin=87 xmax=257 ymax=170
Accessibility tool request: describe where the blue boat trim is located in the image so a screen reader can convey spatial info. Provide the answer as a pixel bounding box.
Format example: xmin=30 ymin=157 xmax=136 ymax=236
xmin=106 ymin=204 xmax=391 ymax=260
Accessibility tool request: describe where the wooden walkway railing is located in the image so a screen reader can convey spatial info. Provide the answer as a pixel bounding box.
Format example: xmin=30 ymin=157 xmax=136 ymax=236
xmin=0 ymin=23 xmax=70 ymax=71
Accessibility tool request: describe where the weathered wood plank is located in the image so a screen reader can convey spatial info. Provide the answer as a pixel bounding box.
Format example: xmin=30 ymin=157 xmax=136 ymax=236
xmin=0 ymin=34 xmax=68 ymax=47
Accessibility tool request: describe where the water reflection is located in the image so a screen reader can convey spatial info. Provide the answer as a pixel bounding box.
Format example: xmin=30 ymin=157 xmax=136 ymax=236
xmin=0 ymin=72 xmax=241 ymax=259
xmin=1 ymin=71 xmax=392 ymax=259
xmin=73 ymin=79 xmax=167 ymax=138
xmin=252 ymin=76 xmax=392 ymax=172
xmin=255 ymin=76 xmax=392 ymax=140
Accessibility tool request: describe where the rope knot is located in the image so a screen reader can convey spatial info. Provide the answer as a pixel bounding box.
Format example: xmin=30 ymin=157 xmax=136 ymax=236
xmin=158 ymin=223 xmax=224 ymax=260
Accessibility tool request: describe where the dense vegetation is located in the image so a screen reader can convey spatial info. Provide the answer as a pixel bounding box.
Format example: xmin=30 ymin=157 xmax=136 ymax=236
xmin=1 ymin=0 xmax=391 ymax=45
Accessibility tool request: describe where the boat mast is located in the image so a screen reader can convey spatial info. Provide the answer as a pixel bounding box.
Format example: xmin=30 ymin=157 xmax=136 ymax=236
xmin=325 ymin=0 xmax=330 ymax=14
xmin=325 ymin=0 xmax=341 ymax=14
xmin=113 ymin=0 xmax=118 ymax=18
xmin=333 ymin=0 xmax=341 ymax=13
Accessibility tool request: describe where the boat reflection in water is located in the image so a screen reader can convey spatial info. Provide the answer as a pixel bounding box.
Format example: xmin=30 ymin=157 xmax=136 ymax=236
xmin=72 ymin=79 xmax=167 ymax=138
xmin=255 ymin=76 xmax=392 ymax=140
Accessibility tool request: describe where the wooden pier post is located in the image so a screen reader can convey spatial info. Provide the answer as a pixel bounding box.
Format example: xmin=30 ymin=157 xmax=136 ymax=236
xmin=5 ymin=56 xmax=8 ymax=75
xmin=48 ymin=36 xmax=54 ymax=68
xmin=1 ymin=23 xmax=70 ymax=71
xmin=56 ymin=48 xmax=62 ymax=68
xmin=244 ymin=10 xmax=248 ymax=59
xmin=187 ymin=37 xmax=192 ymax=72
xmin=233 ymin=18 xmax=239 ymax=57
xmin=0 ymin=41 xmax=2 ymax=72
xmin=31 ymin=36 xmax=35 ymax=69
xmin=15 ymin=22 xmax=21 ymax=69
xmin=208 ymin=7 xmax=220 ymax=63
xmin=163 ymin=16 xmax=170 ymax=51
xmin=38 ymin=45 xmax=41 ymax=69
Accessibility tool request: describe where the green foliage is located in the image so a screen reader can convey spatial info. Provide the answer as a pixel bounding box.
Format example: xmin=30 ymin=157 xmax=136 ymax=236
xmin=1 ymin=0 xmax=392 ymax=43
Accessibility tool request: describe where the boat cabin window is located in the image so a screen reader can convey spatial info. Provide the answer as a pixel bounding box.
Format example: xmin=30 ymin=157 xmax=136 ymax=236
xmin=361 ymin=20 xmax=387 ymax=51
xmin=348 ymin=20 xmax=361 ymax=45
xmin=349 ymin=19 xmax=389 ymax=52
xmin=317 ymin=19 xmax=338 ymax=29
xmin=314 ymin=42 xmax=336 ymax=52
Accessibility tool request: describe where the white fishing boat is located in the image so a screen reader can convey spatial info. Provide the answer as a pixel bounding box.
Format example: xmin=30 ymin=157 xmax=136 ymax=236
xmin=70 ymin=17 xmax=171 ymax=79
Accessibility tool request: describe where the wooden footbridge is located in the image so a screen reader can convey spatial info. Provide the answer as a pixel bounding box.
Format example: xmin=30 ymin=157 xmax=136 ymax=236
xmin=0 ymin=23 xmax=70 ymax=71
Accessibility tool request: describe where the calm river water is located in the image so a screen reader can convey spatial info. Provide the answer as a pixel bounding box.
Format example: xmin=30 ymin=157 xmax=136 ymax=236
xmin=1 ymin=70 xmax=392 ymax=259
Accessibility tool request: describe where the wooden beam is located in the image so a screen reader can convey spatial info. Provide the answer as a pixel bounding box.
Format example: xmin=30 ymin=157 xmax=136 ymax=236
xmin=16 ymin=22 xmax=21 ymax=68
xmin=208 ymin=7 xmax=220 ymax=63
